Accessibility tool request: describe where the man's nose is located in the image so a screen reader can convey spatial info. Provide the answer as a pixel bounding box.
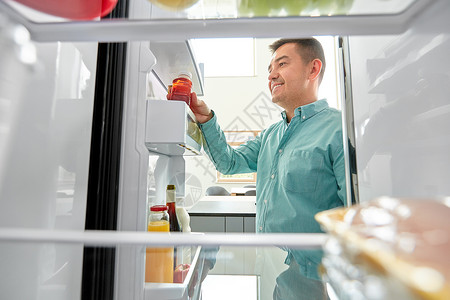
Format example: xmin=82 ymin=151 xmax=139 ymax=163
xmin=268 ymin=69 xmax=277 ymax=81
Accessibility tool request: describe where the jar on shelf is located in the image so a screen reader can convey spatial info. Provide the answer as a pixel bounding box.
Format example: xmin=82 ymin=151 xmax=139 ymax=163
xmin=145 ymin=205 xmax=173 ymax=283
xmin=167 ymin=71 xmax=192 ymax=105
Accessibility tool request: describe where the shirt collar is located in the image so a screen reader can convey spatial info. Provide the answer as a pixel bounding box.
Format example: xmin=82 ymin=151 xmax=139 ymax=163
xmin=281 ymin=99 xmax=329 ymax=123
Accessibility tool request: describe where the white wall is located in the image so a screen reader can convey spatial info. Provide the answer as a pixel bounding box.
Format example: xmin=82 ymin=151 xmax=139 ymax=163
xmin=184 ymin=37 xmax=340 ymax=206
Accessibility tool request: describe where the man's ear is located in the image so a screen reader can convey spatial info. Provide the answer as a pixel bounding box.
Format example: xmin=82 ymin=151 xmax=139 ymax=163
xmin=309 ymin=59 xmax=322 ymax=81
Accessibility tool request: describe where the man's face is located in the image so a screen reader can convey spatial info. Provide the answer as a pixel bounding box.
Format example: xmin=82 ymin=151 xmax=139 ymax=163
xmin=268 ymin=43 xmax=310 ymax=109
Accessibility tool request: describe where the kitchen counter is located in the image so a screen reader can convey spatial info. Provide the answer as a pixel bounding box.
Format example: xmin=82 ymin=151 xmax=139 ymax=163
xmin=187 ymin=196 xmax=256 ymax=217
xmin=187 ymin=196 xmax=256 ymax=233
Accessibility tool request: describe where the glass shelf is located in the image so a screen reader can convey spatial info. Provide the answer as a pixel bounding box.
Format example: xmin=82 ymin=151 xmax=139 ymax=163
xmin=1 ymin=228 xmax=439 ymax=300
xmin=5 ymin=0 xmax=421 ymax=22
xmin=0 ymin=0 xmax=436 ymax=42
xmin=145 ymin=0 xmax=419 ymax=20
xmin=0 ymin=229 xmax=327 ymax=299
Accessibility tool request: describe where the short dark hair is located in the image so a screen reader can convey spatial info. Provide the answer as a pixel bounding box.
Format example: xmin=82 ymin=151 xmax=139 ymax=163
xmin=269 ymin=38 xmax=326 ymax=84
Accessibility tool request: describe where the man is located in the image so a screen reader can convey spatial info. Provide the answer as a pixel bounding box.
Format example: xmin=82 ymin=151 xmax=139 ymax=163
xmin=190 ymin=38 xmax=346 ymax=297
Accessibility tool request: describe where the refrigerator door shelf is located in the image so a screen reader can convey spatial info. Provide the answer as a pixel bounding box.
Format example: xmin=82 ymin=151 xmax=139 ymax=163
xmin=145 ymin=100 xmax=202 ymax=156
xmin=144 ymin=245 xmax=204 ymax=300
xmin=150 ymin=40 xmax=204 ymax=97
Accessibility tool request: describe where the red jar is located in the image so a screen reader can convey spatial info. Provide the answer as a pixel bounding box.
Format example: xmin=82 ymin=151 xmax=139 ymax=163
xmin=167 ymin=72 xmax=192 ymax=105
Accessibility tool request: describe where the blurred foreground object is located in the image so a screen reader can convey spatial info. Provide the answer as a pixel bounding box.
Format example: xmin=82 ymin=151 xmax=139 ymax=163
xmin=12 ymin=0 xmax=118 ymax=20
xmin=315 ymin=197 xmax=450 ymax=300
xmin=237 ymin=0 xmax=354 ymax=17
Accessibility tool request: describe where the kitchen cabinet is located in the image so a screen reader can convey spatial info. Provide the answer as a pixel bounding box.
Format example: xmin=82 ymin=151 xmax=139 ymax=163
xmin=188 ymin=196 xmax=256 ymax=233
xmin=190 ymin=216 xmax=256 ymax=233
xmin=190 ymin=216 xmax=225 ymax=233
xmin=188 ymin=197 xmax=257 ymax=276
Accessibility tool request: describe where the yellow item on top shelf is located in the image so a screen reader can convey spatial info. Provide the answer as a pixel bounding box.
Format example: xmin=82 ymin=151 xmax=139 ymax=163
xmin=148 ymin=0 xmax=199 ymax=11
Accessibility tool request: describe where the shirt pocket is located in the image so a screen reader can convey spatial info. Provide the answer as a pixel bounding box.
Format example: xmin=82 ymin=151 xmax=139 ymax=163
xmin=280 ymin=149 xmax=323 ymax=193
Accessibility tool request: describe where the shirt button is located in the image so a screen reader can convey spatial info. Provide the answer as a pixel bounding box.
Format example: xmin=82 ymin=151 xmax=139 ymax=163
xmin=264 ymin=199 xmax=268 ymax=203
xmin=302 ymin=116 xmax=305 ymax=119
xmin=259 ymin=226 xmax=263 ymax=231
xmin=278 ymin=149 xmax=283 ymax=153
xmin=271 ymin=174 xmax=275 ymax=179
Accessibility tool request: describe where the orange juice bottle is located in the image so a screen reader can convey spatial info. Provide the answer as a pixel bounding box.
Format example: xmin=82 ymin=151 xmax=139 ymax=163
xmin=145 ymin=205 xmax=174 ymax=283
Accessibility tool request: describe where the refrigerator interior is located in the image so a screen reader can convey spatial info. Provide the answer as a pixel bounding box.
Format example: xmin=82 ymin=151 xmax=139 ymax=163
xmin=1 ymin=0 xmax=450 ymax=299
xmin=347 ymin=13 xmax=450 ymax=201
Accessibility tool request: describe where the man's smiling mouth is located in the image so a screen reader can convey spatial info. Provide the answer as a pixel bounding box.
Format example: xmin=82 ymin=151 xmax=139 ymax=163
xmin=271 ymin=82 xmax=283 ymax=94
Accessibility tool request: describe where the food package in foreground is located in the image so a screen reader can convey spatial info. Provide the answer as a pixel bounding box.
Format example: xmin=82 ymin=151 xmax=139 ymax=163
xmin=315 ymin=197 xmax=450 ymax=300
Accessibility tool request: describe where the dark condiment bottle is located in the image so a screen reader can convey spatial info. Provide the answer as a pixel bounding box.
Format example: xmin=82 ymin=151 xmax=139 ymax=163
xmin=167 ymin=72 xmax=192 ymax=105
xmin=166 ymin=184 xmax=181 ymax=232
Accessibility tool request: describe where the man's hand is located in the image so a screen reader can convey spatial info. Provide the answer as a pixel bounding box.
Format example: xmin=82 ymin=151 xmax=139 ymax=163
xmin=189 ymin=92 xmax=213 ymax=124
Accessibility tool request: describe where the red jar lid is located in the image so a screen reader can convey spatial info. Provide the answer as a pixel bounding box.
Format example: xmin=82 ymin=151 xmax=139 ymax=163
xmin=150 ymin=205 xmax=168 ymax=212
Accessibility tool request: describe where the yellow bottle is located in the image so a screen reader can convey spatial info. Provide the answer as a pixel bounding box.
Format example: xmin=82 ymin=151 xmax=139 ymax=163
xmin=145 ymin=205 xmax=174 ymax=283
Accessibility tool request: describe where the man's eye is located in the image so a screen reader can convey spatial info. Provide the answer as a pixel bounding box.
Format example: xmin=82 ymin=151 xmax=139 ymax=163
xmin=279 ymin=62 xmax=286 ymax=67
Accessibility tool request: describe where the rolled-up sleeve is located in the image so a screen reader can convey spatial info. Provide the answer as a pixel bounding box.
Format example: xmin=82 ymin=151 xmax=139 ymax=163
xmin=198 ymin=111 xmax=260 ymax=175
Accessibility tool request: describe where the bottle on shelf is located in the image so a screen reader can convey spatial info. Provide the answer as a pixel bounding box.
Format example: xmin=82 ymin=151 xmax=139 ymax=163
xmin=166 ymin=184 xmax=184 ymax=278
xmin=176 ymin=197 xmax=192 ymax=271
xmin=176 ymin=197 xmax=191 ymax=233
xmin=167 ymin=71 xmax=192 ymax=105
xmin=145 ymin=205 xmax=173 ymax=283
xmin=166 ymin=184 xmax=181 ymax=232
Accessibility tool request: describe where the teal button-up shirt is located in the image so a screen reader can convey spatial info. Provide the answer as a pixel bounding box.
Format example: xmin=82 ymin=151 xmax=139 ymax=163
xmin=199 ymin=99 xmax=346 ymax=279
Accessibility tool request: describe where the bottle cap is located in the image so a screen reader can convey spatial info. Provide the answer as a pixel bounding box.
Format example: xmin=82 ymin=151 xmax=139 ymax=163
xmin=150 ymin=205 xmax=168 ymax=212
xmin=177 ymin=71 xmax=192 ymax=80
xmin=167 ymin=184 xmax=175 ymax=190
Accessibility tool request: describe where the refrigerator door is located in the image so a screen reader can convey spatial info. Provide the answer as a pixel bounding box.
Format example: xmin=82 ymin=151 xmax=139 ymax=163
xmin=0 ymin=16 xmax=98 ymax=300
